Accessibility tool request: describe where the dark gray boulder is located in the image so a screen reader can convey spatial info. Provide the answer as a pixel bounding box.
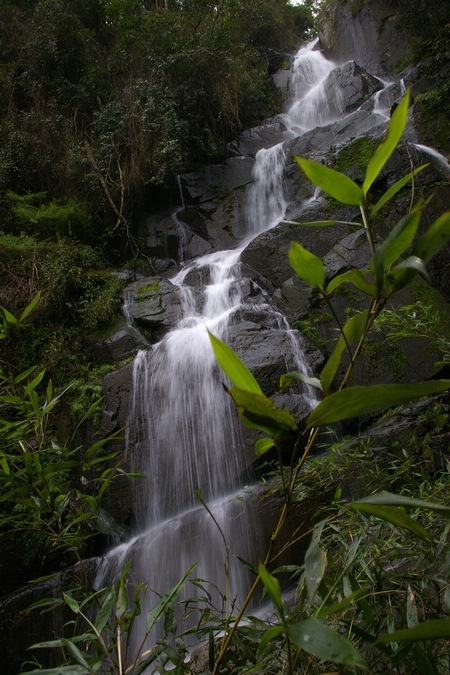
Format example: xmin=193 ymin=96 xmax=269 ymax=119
xmin=124 ymin=277 xmax=182 ymax=341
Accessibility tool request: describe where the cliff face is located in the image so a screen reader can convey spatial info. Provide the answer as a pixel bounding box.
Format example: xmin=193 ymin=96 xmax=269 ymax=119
xmin=317 ymin=0 xmax=409 ymax=75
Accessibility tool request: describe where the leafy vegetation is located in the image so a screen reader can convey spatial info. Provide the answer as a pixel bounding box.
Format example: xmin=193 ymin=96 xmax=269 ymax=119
xmin=20 ymin=85 xmax=450 ymax=674
xmin=0 ymin=297 xmax=129 ymax=589
xmin=0 ymin=0 xmax=313 ymax=253
xmin=205 ymin=89 xmax=450 ymax=673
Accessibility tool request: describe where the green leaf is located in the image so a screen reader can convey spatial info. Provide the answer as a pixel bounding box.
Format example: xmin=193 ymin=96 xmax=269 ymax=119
xmin=229 ymin=387 xmax=297 ymax=435
xmin=63 ymin=593 xmax=80 ymax=614
xmin=320 ymin=312 xmax=368 ymax=394
xmin=289 ymin=241 xmax=326 ymax=290
xmin=317 ymin=587 xmax=367 ymax=619
xmin=19 ymin=291 xmax=41 ymax=323
xmin=208 ymin=330 xmax=262 ymax=394
xmin=306 ymin=380 xmax=450 ymax=429
xmin=372 ymin=207 xmax=422 ymax=286
xmin=24 ymin=369 xmax=45 ymax=396
xmin=14 ymin=366 xmax=37 ymax=384
xmin=146 ymin=564 xmax=195 ymax=632
xmin=413 ymin=211 xmax=450 ymax=263
xmin=0 ymin=306 xmax=18 ymax=326
xmin=363 ymin=90 xmax=411 ymax=195
xmin=371 ymin=165 xmax=428 ymax=215
xmin=279 ymin=371 xmax=323 ymax=391
xmin=375 ymin=619 xmax=450 ymax=644
xmin=304 ymin=520 xmax=327 ymax=601
xmin=258 ymin=562 xmax=285 ymax=620
xmin=255 ymin=437 xmax=275 ymax=456
xmin=327 ymin=269 xmax=377 ymax=297
xmin=288 ymin=617 xmax=367 ymax=668
xmin=295 ymin=157 xmax=363 ymax=206
xmin=257 ymin=624 xmax=285 ymax=657
xmin=352 ymin=491 xmax=450 ymax=518
xmin=385 ymin=255 xmax=428 ymax=294
xmin=351 ymin=503 xmax=432 ymax=541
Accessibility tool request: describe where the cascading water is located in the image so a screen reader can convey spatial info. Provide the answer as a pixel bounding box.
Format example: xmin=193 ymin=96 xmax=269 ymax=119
xmin=95 ymin=40 xmax=348 ymax=665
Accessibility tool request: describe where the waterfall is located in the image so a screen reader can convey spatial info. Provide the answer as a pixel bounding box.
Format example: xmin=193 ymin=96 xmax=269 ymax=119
xmin=95 ymin=40 xmax=344 ymax=666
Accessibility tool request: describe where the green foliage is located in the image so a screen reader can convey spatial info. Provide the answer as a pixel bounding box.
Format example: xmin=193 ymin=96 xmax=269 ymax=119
xmin=21 ymin=87 xmax=450 ymax=674
xmin=0 ymin=297 xmax=127 ymax=574
xmin=206 ymin=90 xmax=450 ymax=673
xmin=0 ymin=0 xmax=310 ymax=245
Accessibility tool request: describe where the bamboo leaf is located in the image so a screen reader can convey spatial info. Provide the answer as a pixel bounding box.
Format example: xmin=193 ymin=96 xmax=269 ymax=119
xmin=306 ymin=380 xmax=450 ymax=429
xmin=208 ymin=330 xmax=262 ymax=394
xmin=19 ymin=291 xmax=41 ymax=322
xmin=371 ymin=165 xmax=428 ymax=215
xmin=257 ymin=625 xmax=285 ymax=657
xmin=385 ymin=255 xmax=428 ymax=294
xmin=351 ymin=503 xmax=432 ymax=541
xmin=327 ymin=269 xmax=377 ymax=297
xmin=289 ymin=241 xmax=326 ymax=290
xmin=146 ymin=564 xmax=195 ymax=632
xmin=372 ymin=207 xmax=422 ymax=285
xmin=352 ymin=491 xmax=450 ymax=518
xmin=304 ymin=520 xmax=327 ymax=601
xmin=363 ymin=90 xmax=411 ymax=195
xmin=280 ymin=371 xmax=323 ymax=391
xmin=320 ymin=312 xmax=368 ymax=394
xmin=288 ymin=617 xmax=367 ymax=668
xmin=229 ymin=387 xmax=297 ymax=435
xmin=413 ymin=211 xmax=450 ymax=263
xmin=24 ymin=369 xmax=45 ymax=396
xmin=255 ymin=437 xmax=275 ymax=456
xmin=295 ymin=157 xmax=363 ymax=206
xmin=375 ymin=619 xmax=450 ymax=644
xmin=0 ymin=306 xmax=18 ymax=325
xmin=258 ymin=562 xmax=285 ymax=620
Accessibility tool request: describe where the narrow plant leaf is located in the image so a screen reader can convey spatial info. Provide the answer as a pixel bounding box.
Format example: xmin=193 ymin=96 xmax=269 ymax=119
xmin=372 ymin=208 xmax=422 ymax=286
xmin=304 ymin=520 xmax=327 ymax=601
xmin=289 ymin=241 xmax=326 ymax=290
xmin=327 ymin=269 xmax=376 ymax=297
xmin=0 ymin=306 xmax=18 ymax=325
xmin=229 ymin=387 xmax=297 ymax=435
xmin=295 ymin=157 xmax=363 ymax=206
xmin=19 ymin=291 xmax=41 ymax=322
xmin=371 ymin=165 xmax=428 ymax=215
xmin=352 ymin=491 xmax=450 ymax=518
xmin=385 ymin=255 xmax=428 ymax=294
xmin=375 ymin=619 xmax=450 ymax=644
xmin=363 ymin=90 xmax=411 ymax=195
xmin=146 ymin=564 xmax=195 ymax=632
xmin=288 ymin=617 xmax=367 ymax=668
xmin=255 ymin=437 xmax=275 ymax=456
xmin=280 ymin=371 xmax=323 ymax=391
xmin=320 ymin=312 xmax=368 ymax=394
xmin=258 ymin=562 xmax=285 ymax=620
xmin=24 ymin=369 xmax=45 ymax=396
xmin=306 ymin=380 xmax=450 ymax=429
xmin=407 ymin=585 xmax=418 ymax=628
xmin=317 ymin=587 xmax=366 ymax=618
xmin=208 ymin=330 xmax=262 ymax=394
xmin=413 ymin=211 xmax=450 ymax=263
xmin=351 ymin=503 xmax=432 ymax=541
xmin=257 ymin=624 xmax=285 ymax=657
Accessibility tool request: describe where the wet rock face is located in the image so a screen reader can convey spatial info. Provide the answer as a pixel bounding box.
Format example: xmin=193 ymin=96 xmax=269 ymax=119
xmin=318 ymin=0 xmax=409 ymax=75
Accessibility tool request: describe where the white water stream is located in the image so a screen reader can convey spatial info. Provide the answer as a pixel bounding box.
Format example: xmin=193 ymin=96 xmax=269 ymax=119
xmin=95 ymin=39 xmax=374 ymax=664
